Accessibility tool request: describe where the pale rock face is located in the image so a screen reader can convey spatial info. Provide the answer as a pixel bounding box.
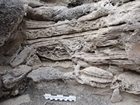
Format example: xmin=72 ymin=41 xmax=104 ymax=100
xmin=12 ymin=65 xmax=32 ymax=76
xmin=72 ymin=65 xmax=113 ymax=88
xmin=109 ymin=71 xmax=140 ymax=102
xmin=111 ymin=72 xmax=140 ymax=94
xmin=53 ymin=4 xmax=92 ymax=21
xmin=0 ymin=0 xmax=140 ymax=103
xmin=10 ymin=46 xmax=35 ymax=67
xmin=78 ymin=7 xmax=109 ymax=21
xmin=27 ymin=67 xmax=65 ymax=82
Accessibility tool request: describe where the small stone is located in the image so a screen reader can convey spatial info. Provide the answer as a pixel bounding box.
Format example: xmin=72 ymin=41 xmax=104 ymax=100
xmin=111 ymin=88 xmax=122 ymax=103
xmin=11 ymin=89 xmax=19 ymax=96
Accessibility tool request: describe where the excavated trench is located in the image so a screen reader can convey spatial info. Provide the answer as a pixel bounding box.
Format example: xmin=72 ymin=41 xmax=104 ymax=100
xmin=0 ymin=0 xmax=140 ymax=105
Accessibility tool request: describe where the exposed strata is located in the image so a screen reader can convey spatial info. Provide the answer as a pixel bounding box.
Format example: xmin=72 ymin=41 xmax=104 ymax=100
xmin=0 ymin=0 xmax=140 ymax=104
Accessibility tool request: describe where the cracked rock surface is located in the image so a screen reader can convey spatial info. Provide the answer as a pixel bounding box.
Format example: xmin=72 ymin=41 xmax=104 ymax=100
xmin=0 ymin=0 xmax=140 ymax=105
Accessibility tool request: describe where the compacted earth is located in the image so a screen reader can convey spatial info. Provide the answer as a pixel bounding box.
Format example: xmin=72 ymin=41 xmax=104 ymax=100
xmin=0 ymin=0 xmax=140 ymax=105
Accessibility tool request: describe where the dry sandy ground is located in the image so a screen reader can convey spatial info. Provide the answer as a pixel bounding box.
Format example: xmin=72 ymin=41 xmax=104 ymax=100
xmin=0 ymin=78 xmax=140 ymax=105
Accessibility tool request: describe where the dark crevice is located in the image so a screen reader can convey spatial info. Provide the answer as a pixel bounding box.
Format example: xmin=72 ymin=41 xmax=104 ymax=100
xmin=109 ymin=58 xmax=128 ymax=60
xmin=97 ymin=45 xmax=115 ymax=48
xmin=109 ymin=22 xmax=126 ymax=27
xmin=123 ymin=69 xmax=140 ymax=75
xmin=26 ymin=27 xmax=47 ymax=29
xmin=108 ymin=37 xmax=119 ymax=40
xmin=129 ymin=30 xmax=135 ymax=32
xmin=97 ymin=63 xmax=119 ymax=67
xmin=37 ymin=53 xmax=71 ymax=62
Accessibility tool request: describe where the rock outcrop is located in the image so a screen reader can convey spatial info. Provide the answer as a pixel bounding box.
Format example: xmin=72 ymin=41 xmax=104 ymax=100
xmin=0 ymin=0 xmax=140 ymax=103
xmin=24 ymin=0 xmax=140 ymax=73
xmin=111 ymin=72 xmax=140 ymax=95
xmin=24 ymin=0 xmax=140 ymax=102
xmin=0 ymin=0 xmax=26 ymax=65
xmin=0 ymin=0 xmax=28 ymax=98
xmin=71 ymin=64 xmax=113 ymax=88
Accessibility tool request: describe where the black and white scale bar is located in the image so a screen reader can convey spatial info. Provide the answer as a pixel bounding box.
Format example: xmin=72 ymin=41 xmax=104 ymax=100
xmin=44 ymin=94 xmax=76 ymax=102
